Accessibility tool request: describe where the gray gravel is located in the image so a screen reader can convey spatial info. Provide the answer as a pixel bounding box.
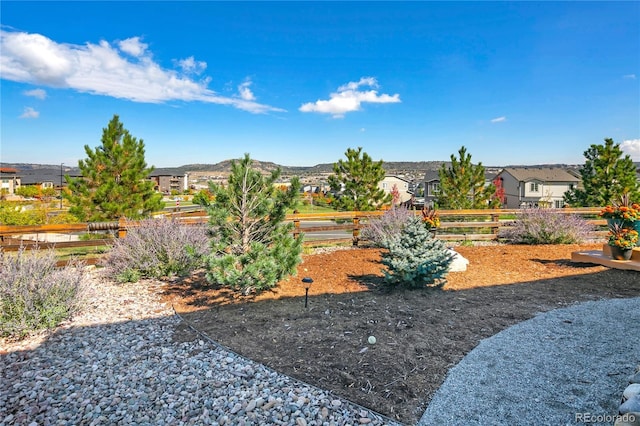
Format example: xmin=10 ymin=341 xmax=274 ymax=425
xmin=0 ymin=270 xmax=400 ymax=426
xmin=418 ymin=297 xmax=640 ymax=426
xmin=3 ymin=268 xmax=637 ymax=426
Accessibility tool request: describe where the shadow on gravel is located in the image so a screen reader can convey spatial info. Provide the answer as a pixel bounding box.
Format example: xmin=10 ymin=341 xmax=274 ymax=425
xmin=1 ymin=315 xmax=184 ymax=424
xmin=173 ymin=268 xmax=640 ymax=424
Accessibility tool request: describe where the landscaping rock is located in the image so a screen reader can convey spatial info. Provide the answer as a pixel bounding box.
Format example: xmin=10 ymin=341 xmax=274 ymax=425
xmin=620 ymin=395 xmax=640 ymax=415
xmin=447 ymin=249 xmax=469 ymax=272
xmin=624 ymin=384 xmax=640 ymax=402
xmin=0 ymin=270 xmax=400 ymax=426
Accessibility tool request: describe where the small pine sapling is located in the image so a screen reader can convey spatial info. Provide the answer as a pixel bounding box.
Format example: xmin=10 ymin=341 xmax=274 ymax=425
xmin=381 ymin=217 xmax=454 ymax=289
xmin=206 ymin=154 xmax=303 ymax=294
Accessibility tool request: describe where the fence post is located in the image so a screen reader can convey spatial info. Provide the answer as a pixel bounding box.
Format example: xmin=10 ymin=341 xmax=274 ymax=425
xmin=293 ymin=218 xmax=300 ymax=240
xmin=491 ymin=213 xmax=499 ymax=235
xmin=352 ymin=214 xmax=360 ymax=246
xmin=118 ymin=216 xmax=127 ymax=239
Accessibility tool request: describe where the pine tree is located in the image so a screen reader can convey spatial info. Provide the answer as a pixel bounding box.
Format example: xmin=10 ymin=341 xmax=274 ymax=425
xmin=64 ymin=115 xmax=162 ymax=221
xmin=328 ymin=147 xmax=391 ymax=211
xmin=206 ymin=154 xmax=303 ymax=294
xmin=381 ymin=216 xmax=454 ymax=289
xmin=564 ymin=138 xmax=640 ymax=207
xmin=436 ymin=146 xmax=499 ymax=209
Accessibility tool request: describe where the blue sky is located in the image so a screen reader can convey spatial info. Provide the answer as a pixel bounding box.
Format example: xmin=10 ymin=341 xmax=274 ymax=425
xmin=1 ymin=1 xmax=639 ymax=168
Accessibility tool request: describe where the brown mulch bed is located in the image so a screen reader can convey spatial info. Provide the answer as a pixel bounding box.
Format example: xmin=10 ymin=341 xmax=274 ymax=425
xmin=160 ymin=243 xmax=640 ymax=425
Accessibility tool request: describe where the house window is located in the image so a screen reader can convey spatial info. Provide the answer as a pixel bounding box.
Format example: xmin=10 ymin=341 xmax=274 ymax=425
xmin=530 ymin=182 xmax=539 ymax=192
xmin=431 ymin=183 xmax=440 ymax=194
xmin=569 ymin=184 xmax=575 ymax=190
xmin=382 ymin=183 xmax=388 ymax=190
xmin=555 ymin=200 xmax=564 ymax=208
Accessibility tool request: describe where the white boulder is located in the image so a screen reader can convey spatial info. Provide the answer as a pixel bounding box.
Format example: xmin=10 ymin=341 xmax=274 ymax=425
xmin=447 ymin=249 xmax=469 ymax=272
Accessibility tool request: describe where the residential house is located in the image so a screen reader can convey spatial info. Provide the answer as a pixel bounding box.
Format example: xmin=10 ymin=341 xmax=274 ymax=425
xmin=497 ymin=167 xmax=580 ymax=209
xmin=151 ymin=173 xmax=189 ymax=194
xmin=379 ymin=175 xmax=413 ymax=205
xmin=422 ymin=170 xmax=498 ymax=208
xmin=19 ymin=166 xmax=78 ymax=190
xmin=0 ymin=167 xmax=21 ymax=196
xmin=422 ymin=170 xmax=440 ymax=208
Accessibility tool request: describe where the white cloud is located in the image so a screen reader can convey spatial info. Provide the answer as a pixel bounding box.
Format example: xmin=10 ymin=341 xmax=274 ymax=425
xmin=117 ymin=37 xmax=148 ymax=57
xmin=23 ymin=88 xmax=46 ymax=99
xmin=620 ymin=138 xmax=640 ymax=161
xmin=176 ymin=56 xmax=207 ymax=75
xmin=19 ymin=107 xmax=39 ymax=119
xmin=338 ymin=77 xmax=378 ymax=91
xmin=623 ymin=74 xmax=636 ymax=80
xmin=0 ymin=30 xmax=283 ymax=114
xmin=237 ymin=81 xmax=256 ymax=101
xmin=490 ymin=116 xmax=507 ymax=123
xmin=299 ymin=77 xmax=400 ymax=118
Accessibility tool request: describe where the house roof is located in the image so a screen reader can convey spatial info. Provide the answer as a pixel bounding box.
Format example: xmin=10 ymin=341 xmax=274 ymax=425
xmin=383 ymin=175 xmax=411 ymax=183
xmin=422 ymin=170 xmax=440 ymax=182
xmin=500 ymin=167 xmax=579 ymax=182
xmin=18 ymin=168 xmax=80 ymax=185
xmin=423 ymin=170 xmax=498 ymax=182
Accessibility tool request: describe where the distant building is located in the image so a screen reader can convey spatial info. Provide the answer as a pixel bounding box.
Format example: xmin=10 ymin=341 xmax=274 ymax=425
xmin=422 ymin=170 xmax=497 ymax=208
xmin=151 ymin=173 xmax=189 ymax=194
xmin=497 ymin=167 xmax=580 ymax=209
xmin=0 ymin=167 xmax=21 ymax=195
xmin=379 ymin=175 xmax=413 ymax=205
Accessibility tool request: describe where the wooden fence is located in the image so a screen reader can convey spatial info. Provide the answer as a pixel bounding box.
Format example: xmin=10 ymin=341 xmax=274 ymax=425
xmin=0 ymin=207 xmax=607 ymax=254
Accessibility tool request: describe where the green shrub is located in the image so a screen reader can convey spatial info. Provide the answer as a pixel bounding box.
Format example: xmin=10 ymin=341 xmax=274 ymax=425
xmin=79 ymin=231 xmax=113 ymax=241
xmin=381 ymin=217 xmax=454 ymax=289
xmin=0 ymin=201 xmax=46 ymax=225
xmin=205 ymin=154 xmax=302 ymax=295
xmin=0 ymin=246 xmax=87 ymax=339
xmin=47 ymin=212 xmax=80 ymax=224
xmin=499 ymin=208 xmax=594 ymax=244
xmin=103 ymin=217 xmax=209 ymax=282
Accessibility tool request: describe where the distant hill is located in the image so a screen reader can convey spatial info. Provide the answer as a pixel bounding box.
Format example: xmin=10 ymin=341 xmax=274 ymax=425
xmin=4 ymin=160 xmax=637 ymax=181
xmin=180 ymin=160 xmax=452 ymax=175
xmin=2 ymin=160 xmax=452 ymax=177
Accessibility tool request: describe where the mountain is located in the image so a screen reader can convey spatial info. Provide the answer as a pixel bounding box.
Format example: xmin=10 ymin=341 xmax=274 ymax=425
xmin=4 ymin=160 xmax=637 ymax=181
xmin=180 ymin=160 xmax=451 ymax=175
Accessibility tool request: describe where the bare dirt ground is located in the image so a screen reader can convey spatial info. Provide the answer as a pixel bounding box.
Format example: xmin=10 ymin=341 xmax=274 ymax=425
xmin=160 ymin=243 xmax=640 ymax=425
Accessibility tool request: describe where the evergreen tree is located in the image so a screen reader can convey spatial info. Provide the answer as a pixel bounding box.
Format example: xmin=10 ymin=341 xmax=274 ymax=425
xmin=436 ymin=146 xmax=499 ymax=209
xmin=192 ymin=189 xmax=213 ymax=207
xmin=64 ymin=115 xmax=162 ymax=221
xmin=381 ymin=216 xmax=454 ymax=289
xmin=206 ymin=154 xmax=303 ymax=294
xmin=564 ymin=138 xmax=640 ymax=207
xmin=328 ymin=147 xmax=391 ymax=211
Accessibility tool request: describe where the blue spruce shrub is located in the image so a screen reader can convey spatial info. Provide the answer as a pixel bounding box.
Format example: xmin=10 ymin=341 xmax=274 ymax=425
xmin=381 ymin=216 xmax=454 ymax=289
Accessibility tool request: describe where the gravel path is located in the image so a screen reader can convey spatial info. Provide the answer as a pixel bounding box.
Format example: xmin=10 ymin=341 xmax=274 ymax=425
xmin=0 ymin=269 xmax=401 ymax=426
xmin=3 ymin=268 xmax=637 ymax=426
xmin=418 ymin=297 xmax=640 ymax=426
